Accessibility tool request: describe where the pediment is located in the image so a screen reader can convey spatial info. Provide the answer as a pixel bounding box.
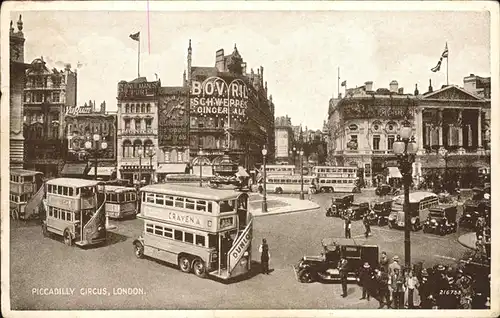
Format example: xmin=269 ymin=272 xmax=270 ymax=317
xmin=422 ymin=85 xmax=482 ymax=101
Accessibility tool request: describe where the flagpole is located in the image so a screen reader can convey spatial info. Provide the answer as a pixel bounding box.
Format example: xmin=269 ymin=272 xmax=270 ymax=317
xmin=337 ymin=67 xmax=340 ymax=98
xmin=138 ymin=37 xmax=140 ymax=78
xmin=446 ymin=53 xmax=449 ymax=86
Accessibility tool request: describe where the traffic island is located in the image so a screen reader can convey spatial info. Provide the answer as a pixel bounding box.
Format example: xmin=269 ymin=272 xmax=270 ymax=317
xmin=249 ymin=195 xmax=320 ymax=217
xmin=458 ymin=232 xmax=477 ymax=250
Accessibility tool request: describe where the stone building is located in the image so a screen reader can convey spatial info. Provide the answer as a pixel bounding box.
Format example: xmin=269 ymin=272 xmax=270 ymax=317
xmin=23 ymin=56 xmax=78 ymax=177
xmin=274 ymin=115 xmax=295 ymax=164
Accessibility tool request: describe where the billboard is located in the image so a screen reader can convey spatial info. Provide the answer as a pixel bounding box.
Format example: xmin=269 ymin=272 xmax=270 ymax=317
xmin=158 ymin=92 xmax=189 ymax=147
xmin=275 ymin=129 xmax=289 ymax=158
xmin=117 ymin=81 xmax=159 ymax=99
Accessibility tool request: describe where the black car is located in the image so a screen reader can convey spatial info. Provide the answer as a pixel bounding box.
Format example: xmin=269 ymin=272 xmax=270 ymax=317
xmin=422 ymin=205 xmax=458 ymax=235
xmin=325 ymin=194 xmax=354 ymax=217
xmin=460 ymin=188 xmax=489 ymax=228
xmin=369 ymin=200 xmax=393 ymax=226
xmin=294 ymin=238 xmax=379 ymax=283
xmin=375 ymin=184 xmax=400 ymax=196
xmin=348 ymin=202 xmax=370 ymax=220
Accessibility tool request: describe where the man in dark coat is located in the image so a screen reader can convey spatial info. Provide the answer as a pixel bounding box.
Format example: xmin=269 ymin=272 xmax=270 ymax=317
xmin=359 ymin=262 xmax=373 ymax=300
xmin=259 ymin=238 xmax=270 ymax=274
xmin=379 ymin=251 xmax=389 ymax=274
xmin=363 ymin=214 xmax=371 ymax=238
xmin=375 ymin=267 xmax=390 ymax=308
xmin=338 ymin=256 xmax=349 ymax=297
xmin=344 ymin=216 xmax=352 ymax=239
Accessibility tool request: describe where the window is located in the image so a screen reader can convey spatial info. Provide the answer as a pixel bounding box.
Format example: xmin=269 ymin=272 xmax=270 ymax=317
xmin=373 ymin=135 xmax=380 ymax=150
xmin=145 ymin=119 xmax=152 ymax=131
xmin=186 ymin=198 xmax=195 ymax=210
xmin=154 ymin=225 xmax=163 ymax=236
xmin=146 ymin=224 xmax=154 ymax=233
xmin=135 ymin=120 xmax=141 ymax=131
xmin=220 ymin=200 xmax=235 ymax=213
xmin=141 ymin=104 xmax=145 ymax=113
xmin=163 ymin=227 xmax=173 ymax=238
xmin=387 ymin=135 xmax=395 ymax=150
xmin=196 ymin=235 xmax=206 ymax=247
xmin=52 ymin=92 xmax=60 ymax=103
xmin=48 ymin=207 xmax=53 ymax=217
xmin=69 ymin=188 xmax=74 ymax=196
xmin=124 ymin=119 xmax=131 ymax=130
xmin=175 ymin=198 xmax=184 ymax=208
xmin=165 ymin=196 xmax=174 ymax=206
xmin=125 ymin=104 xmax=130 ymax=113
xmin=155 ymin=194 xmax=164 ymax=205
xmin=184 ymin=232 xmax=194 ymax=244
xmin=130 ymin=104 xmax=135 ymax=113
xmin=146 ymin=104 xmax=151 ymax=113
xmin=63 ymin=187 xmax=68 ymax=196
xmin=174 ymin=230 xmax=183 ymax=241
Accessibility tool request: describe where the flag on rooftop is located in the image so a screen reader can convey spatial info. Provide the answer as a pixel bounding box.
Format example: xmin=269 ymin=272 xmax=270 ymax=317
xmin=129 ymin=31 xmax=140 ymax=41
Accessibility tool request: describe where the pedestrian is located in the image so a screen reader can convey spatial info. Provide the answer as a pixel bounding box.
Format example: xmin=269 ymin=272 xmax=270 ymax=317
xmin=379 ymin=251 xmax=389 ymax=274
xmin=338 ymin=256 xmax=349 ymax=297
xmin=363 ymin=213 xmax=371 ymax=238
xmin=389 ymin=268 xmax=405 ymax=309
xmin=388 ymin=255 xmax=401 ymax=276
xmin=259 ymin=238 xmax=270 ymax=274
xmin=376 ymin=267 xmax=391 ymax=308
xmin=359 ymin=262 xmax=373 ymax=301
xmin=404 ymin=270 xmax=419 ymax=308
xmin=307 ymin=185 xmax=313 ymax=200
xmin=344 ymin=216 xmax=352 ymax=239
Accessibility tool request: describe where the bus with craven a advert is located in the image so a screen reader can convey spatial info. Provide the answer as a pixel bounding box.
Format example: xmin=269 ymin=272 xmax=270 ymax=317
xmin=388 ymin=191 xmax=439 ymax=231
xmin=265 ymin=165 xmax=296 ymax=176
xmin=260 ymin=175 xmax=317 ymax=194
xmin=104 ymin=185 xmax=137 ymax=219
xmin=312 ymin=166 xmax=358 ymax=179
xmin=316 ymin=177 xmax=359 ymax=193
xmin=133 ymin=184 xmax=253 ymax=281
xmin=42 ymin=178 xmax=107 ymax=247
xmin=164 ymin=173 xmax=214 ymax=184
xmin=10 ymin=169 xmax=44 ymax=220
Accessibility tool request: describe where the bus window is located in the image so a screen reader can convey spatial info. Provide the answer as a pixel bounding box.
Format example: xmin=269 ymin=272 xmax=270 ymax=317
xmin=74 ymin=212 xmax=80 ymax=221
xmin=69 ymin=187 xmax=74 ymax=196
xmin=208 ymin=234 xmax=218 ymax=248
xmin=146 ymin=193 xmax=155 ymax=203
xmin=165 ymin=196 xmax=173 ymax=206
xmin=184 ymin=232 xmax=194 ymax=244
xmin=174 ymin=197 xmax=184 ymax=208
xmin=48 ymin=207 xmax=53 ymax=217
xmin=208 ymin=202 xmax=213 ymax=213
xmin=196 ymin=200 xmax=206 ymax=211
xmin=163 ymin=227 xmax=173 ymax=238
xmin=25 ymin=176 xmax=33 ymax=182
xmin=146 ymin=223 xmax=154 ymax=233
xmin=174 ymin=230 xmax=183 ymax=241
xmin=154 ymin=225 xmax=163 ymax=236
xmin=118 ymin=193 xmax=125 ymax=203
xmin=156 ymin=194 xmax=165 ymax=205
xmin=186 ymin=198 xmax=195 ymax=210
xmin=220 ymin=200 xmax=233 ymax=213
xmin=196 ymin=235 xmax=206 ymax=247
xmin=76 ymin=188 xmax=80 ymax=196
xmin=131 ymin=193 xmax=137 ymax=202
xmin=81 ymin=187 xmax=93 ymax=197
xmin=62 ymin=187 xmax=68 ymax=196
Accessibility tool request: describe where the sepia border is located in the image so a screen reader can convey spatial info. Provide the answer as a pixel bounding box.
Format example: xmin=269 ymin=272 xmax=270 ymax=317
xmin=1 ymin=1 xmax=498 ymax=317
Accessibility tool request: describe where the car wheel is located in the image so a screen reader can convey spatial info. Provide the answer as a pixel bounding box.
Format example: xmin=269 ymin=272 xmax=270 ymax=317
xmin=275 ymin=187 xmax=283 ymax=194
xmin=178 ymin=256 xmax=191 ymax=273
xmin=193 ymin=258 xmax=207 ymax=278
xmin=298 ymin=269 xmax=314 ymax=283
xmin=134 ymin=241 xmax=144 ymax=259
xmin=63 ymin=229 xmax=73 ymax=246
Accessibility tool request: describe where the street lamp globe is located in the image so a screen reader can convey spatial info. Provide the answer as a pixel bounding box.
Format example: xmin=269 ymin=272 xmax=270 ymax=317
xmin=101 ymin=141 xmax=108 ymax=150
xmin=393 ymin=135 xmax=405 ymax=155
xmin=198 ymin=149 xmax=203 ymax=157
xmin=137 ymin=148 xmax=143 ymax=156
xmin=262 ymin=148 xmax=268 ymax=156
xmin=407 ymin=137 xmax=418 ymax=155
xmin=84 ymin=140 xmax=92 ymax=150
xmin=400 ymin=126 xmax=412 ymax=140
xmin=293 ymin=146 xmax=296 ymax=152
xmin=93 ymin=133 xmax=101 ymax=142
xmin=299 ymin=150 xmax=304 ymax=156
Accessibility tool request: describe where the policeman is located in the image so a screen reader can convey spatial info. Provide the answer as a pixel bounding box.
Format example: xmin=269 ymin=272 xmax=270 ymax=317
xmin=338 ymin=256 xmax=349 ymax=297
xmin=363 ymin=213 xmax=371 ymax=238
xmin=344 ymin=216 xmax=352 ymax=239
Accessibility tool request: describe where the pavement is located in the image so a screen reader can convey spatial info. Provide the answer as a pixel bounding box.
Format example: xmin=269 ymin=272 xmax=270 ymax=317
xmin=458 ymin=232 xmax=477 ymax=250
xmin=248 ymin=194 xmax=320 ymax=217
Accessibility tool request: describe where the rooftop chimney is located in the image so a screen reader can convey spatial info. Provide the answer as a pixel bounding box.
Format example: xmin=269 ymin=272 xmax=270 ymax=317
xmin=389 ymin=80 xmax=398 ymax=93
xmin=428 ymin=79 xmax=433 ymax=93
xmin=414 ymin=83 xmax=419 ymax=95
xmin=398 ymin=87 xmax=404 ymax=94
xmin=365 ymin=81 xmax=373 ymax=92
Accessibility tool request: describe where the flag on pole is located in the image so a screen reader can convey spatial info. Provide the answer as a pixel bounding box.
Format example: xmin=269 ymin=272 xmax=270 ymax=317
xmin=130 ymin=32 xmax=140 ymax=41
xmin=341 ymin=80 xmax=347 ymax=87
xmin=431 ymin=43 xmax=448 ymax=72
xmin=441 ymin=42 xmax=449 ymax=58
xmin=431 ymin=58 xmax=443 ymax=72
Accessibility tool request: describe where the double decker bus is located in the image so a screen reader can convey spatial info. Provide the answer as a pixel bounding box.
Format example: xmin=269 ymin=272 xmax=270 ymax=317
xmin=260 ymin=175 xmax=317 ymax=194
xmin=265 ymin=165 xmax=296 ymax=176
xmin=9 ymin=169 xmax=44 ymax=220
xmin=103 ymin=185 xmax=137 ymax=219
xmin=42 ymin=178 xmax=107 ymax=247
xmin=164 ymin=174 xmax=214 ymax=184
xmin=312 ymin=166 xmax=359 ymax=193
xmin=133 ymin=184 xmax=253 ymax=281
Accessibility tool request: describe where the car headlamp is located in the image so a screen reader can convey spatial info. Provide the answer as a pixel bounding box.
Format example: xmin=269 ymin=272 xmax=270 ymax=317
xmin=243 ymin=251 xmax=249 ymax=257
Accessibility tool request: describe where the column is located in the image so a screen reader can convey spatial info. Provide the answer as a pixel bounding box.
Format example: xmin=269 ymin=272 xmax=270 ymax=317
xmin=438 ymin=108 xmax=443 ymax=149
xmin=477 ymin=110 xmax=484 ymax=154
xmin=130 ymin=118 xmax=135 ymax=133
xmin=458 ymin=110 xmax=464 ymax=154
xmin=416 ymin=108 xmax=424 ymax=154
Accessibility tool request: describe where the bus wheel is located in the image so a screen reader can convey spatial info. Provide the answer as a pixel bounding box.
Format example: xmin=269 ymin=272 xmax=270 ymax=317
xmin=11 ymin=209 xmax=19 ymax=221
xmin=134 ymin=241 xmax=144 ymax=259
xmin=63 ymin=229 xmax=73 ymax=246
xmin=275 ymin=187 xmax=283 ymax=194
xmin=178 ymin=256 xmax=191 ymax=273
xmin=192 ymin=258 xmax=207 ymax=278
xmin=42 ymin=223 xmax=49 ymax=237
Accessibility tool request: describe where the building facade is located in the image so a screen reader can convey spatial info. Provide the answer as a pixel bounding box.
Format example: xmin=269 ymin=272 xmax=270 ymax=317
xmin=63 ymin=101 xmax=117 ymax=179
xmin=186 ymin=41 xmax=275 ymax=172
xmin=23 ymin=57 xmax=78 ymax=177
xmin=9 ymin=15 xmax=28 ymax=169
xmin=274 ymin=115 xmax=294 ymax=164
xmin=116 ymin=78 xmax=160 ymax=184
xmin=327 ymin=78 xmax=490 ymax=188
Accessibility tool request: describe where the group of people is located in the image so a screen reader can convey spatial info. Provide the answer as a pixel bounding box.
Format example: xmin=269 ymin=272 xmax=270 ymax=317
xmin=355 ymin=252 xmax=489 ymax=309
xmin=341 ymin=212 xmax=372 ymax=239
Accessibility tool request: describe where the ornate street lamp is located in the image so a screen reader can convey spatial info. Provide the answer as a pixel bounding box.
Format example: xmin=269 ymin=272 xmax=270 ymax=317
xmin=262 ymin=147 xmax=268 ymax=212
xmin=393 ymin=124 xmax=418 ymax=269
xmin=299 ymin=149 xmax=305 ymax=200
xmin=198 ymin=148 xmax=204 ymax=187
xmin=146 ymin=148 xmax=156 ymax=185
xmin=137 ymin=148 xmax=144 ymax=186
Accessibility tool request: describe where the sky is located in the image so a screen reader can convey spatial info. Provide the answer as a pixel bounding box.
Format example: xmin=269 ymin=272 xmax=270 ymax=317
xmin=9 ymin=6 xmax=491 ymax=130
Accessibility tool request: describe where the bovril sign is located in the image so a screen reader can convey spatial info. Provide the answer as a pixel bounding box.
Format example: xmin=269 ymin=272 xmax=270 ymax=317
xmin=190 ymin=77 xmax=248 ymax=118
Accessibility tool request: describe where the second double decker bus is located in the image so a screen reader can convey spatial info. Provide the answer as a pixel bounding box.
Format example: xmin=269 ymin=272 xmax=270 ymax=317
xmin=103 ymin=185 xmax=137 ymax=219
xmin=133 ymin=184 xmax=253 ymax=281
xmin=313 ymin=166 xmax=360 ymax=193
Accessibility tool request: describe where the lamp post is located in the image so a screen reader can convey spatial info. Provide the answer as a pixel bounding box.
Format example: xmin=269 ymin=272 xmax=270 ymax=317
xmin=393 ymin=124 xmax=418 ymax=269
xmin=262 ymin=147 xmax=268 ymax=212
xmin=299 ymin=149 xmax=305 ymax=200
xmin=442 ymin=149 xmax=449 ymax=193
xmin=198 ymin=148 xmax=204 ymax=187
xmin=137 ymin=148 xmax=143 ymax=186
xmin=146 ymin=148 xmax=155 ymax=185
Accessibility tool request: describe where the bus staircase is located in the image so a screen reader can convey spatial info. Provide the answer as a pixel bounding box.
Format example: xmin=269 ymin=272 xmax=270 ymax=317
xmin=23 ymin=185 xmax=46 ymax=220
xmin=75 ymin=201 xmax=106 ymax=247
xmin=209 ymin=218 xmax=254 ymax=279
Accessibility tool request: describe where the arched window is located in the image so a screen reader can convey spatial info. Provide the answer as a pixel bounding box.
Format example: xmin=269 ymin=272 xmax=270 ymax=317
xmin=146 ymin=103 xmax=151 ymax=113
xmin=122 ymin=139 xmax=132 ymax=158
xmin=141 ymin=103 xmax=146 ymax=113
xmin=144 ymin=139 xmax=154 ymax=155
xmin=133 ymin=139 xmax=142 ymax=157
xmin=125 ymin=104 xmax=129 ymax=113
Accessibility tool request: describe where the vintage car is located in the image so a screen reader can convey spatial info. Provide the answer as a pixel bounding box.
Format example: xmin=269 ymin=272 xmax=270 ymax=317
xmin=369 ymin=200 xmax=393 ymax=226
xmin=460 ymin=187 xmax=490 ymax=228
xmin=388 ymin=192 xmax=439 ymax=231
xmin=294 ymin=238 xmax=379 ymax=284
xmin=325 ymin=194 xmax=354 ymax=217
xmin=348 ymin=202 xmax=370 ymax=220
xmin=422 ymin=205 xmax=458 ymax=235
xmin=375 ymin=184 xmax=400 ymax=196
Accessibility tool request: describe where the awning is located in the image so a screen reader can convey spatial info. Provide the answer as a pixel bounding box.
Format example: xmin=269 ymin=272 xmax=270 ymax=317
xmin=387 ymin=167 xmax=402 ymax=178
xmin=235 ymin=166 xmax=249 ymax=178
xmin=61 ymin=163 xmax=88 ymax=176
xmin=157 ymin=163 xmax=187 ymax=174
xmin=87 ymin=166 xmax=115 ymax=176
